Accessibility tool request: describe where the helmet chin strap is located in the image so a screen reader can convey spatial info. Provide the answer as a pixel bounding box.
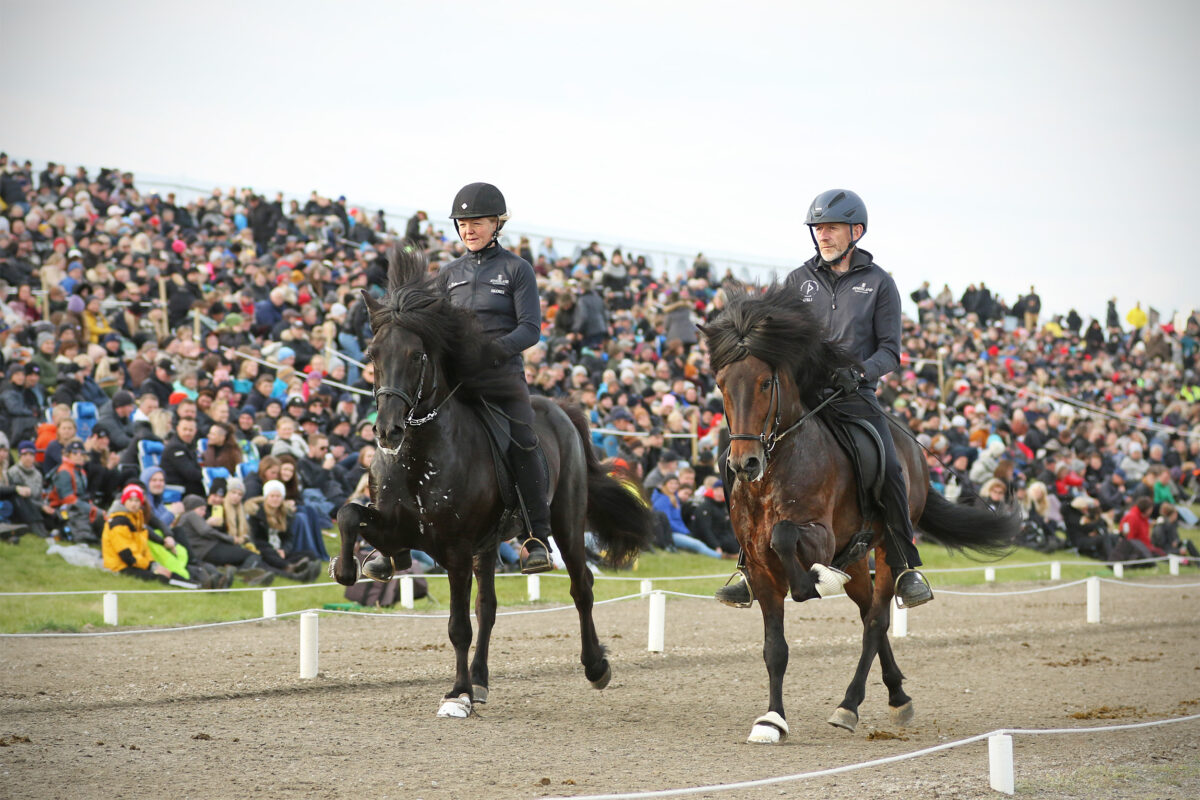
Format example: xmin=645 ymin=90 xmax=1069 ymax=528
xmin=809 ymin=227 xmax=863 ymax=268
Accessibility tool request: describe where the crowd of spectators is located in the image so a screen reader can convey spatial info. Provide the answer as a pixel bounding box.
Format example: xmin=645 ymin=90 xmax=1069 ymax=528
xmin=1 ymin=154 xmax=1197 ymax=584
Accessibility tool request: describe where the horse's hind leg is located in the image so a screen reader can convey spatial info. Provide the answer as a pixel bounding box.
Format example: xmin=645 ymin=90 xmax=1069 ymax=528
xmin=555 ymin=501 xmax=609 ymax=688
xmin=877 ymin=617 xmax=913 ymax=726
xmin=828 ymin=569 xmax=885 ymax=733
xmin=469 ymin=548 xmax=499 ymax=703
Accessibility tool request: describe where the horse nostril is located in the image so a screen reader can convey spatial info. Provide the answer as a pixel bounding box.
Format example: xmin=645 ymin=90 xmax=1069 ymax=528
xmin=744 ymin=456 xmax=761 ymax=479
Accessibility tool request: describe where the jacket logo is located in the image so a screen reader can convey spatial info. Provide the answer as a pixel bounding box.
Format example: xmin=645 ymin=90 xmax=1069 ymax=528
xmin=448 ymin=280 xmax=468 ymax=289
xmin=852 ymin=282 xmax=874 ymax=294
xmin=799 ymin=279 xmax=818 ymax=303
xmin=489 ymin=276 xmax=510 ymax=286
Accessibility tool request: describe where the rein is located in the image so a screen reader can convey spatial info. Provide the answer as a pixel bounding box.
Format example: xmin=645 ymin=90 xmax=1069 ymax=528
xmin=373 ymin=351 xmax=463 ymax=451
xmin=726 ymin=369 xmax=845 ymax=461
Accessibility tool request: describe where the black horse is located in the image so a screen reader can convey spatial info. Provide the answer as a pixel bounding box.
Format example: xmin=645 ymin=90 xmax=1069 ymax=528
xmin=331 ymin=243 xmax=653 ymax=717
xmin=700 ymin=283 xmax=1020 ymax=742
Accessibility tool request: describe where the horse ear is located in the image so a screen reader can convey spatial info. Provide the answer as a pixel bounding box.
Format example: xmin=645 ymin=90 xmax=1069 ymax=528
xmin=361 ymin=289 xmax=381 ymax=314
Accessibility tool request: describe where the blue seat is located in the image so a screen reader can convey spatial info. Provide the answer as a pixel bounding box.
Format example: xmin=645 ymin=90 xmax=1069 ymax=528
xmin=236 ymin=461 xmax=259 ymax=481
xmin=202 ymin=466 xmax=232 ymax=496
xmin=162 ymin=485 xmax=184 ymax=505
xmin=137 ymin=440 xmax=164 ymax=470
xmin=73 ymin=402 xmax=98 ymax=439
xmin=196 ymin=438 xmax=208 ymax=454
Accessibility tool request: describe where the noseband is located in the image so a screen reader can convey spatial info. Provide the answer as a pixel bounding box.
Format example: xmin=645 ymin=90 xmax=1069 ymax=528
xmin=726 ymin=368 xmax=845 ymax=463
xmin=373 ymin=351 xmax=461 ymax=433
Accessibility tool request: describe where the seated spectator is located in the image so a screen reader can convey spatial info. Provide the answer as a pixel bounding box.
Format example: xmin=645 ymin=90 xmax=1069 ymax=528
xmin=687 ymin=478 xmax=738 ymax=557
xmin=1118 ymin=496 xmax=1163 ymax=560
xmin=201 ymin=421 xmax=242 ymax=472
xmin=1119 ymin=443 xmax=1151 ymax=483
xmin=1063 ymin=495 xmax=1116 ymax=560
xmin=101 ymin=484 xmax=175 ymax=584
xmin=650 ymin=475 xmax=722 ymax=558
xmin=1151 ymin=503 xmax=1199 ymax=560
xmin=172 ymin=492 xmax=279 ymax=585
xmin=41 ymin=417 xmax=78 ymax=478
xmin=1019 ymin=481 xmax=1066 ymax=552
xmin=244 ymin=480 xmax=324 ymax=578
xmin=48 ymin=440 xmax=103 ymax=542
xmin=5 ymin=440 xmax=52 ymax=537
xmin=161 ymin=415 xmax=204 ymax=497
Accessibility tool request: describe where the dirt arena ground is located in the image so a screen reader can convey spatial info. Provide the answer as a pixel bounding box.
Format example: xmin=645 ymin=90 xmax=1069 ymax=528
xmin=2 ymin=575 xmax=1198 ymax=800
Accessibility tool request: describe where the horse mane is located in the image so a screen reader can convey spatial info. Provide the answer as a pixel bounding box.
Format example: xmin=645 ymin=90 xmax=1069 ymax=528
xmin=366 ymin=241 xmax=520 ymax=401
xmin=699 ymin=282 xmax=860 ymax=406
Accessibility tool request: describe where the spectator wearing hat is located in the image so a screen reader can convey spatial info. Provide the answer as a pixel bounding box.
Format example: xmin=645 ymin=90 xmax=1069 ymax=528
xmin=29 ymin=332 xmax=60 ymax=389
xmin=643 ymin=450 xmax=680 ymax=492
xmin=82 ymin=425 xmax=123 ymax=509
xmin=601 ymin=405 xmax=637 ymax=460
xmin=172 ymin=493 xmax=278 ymax=585
xmin=161 ymin=416 xmax=204 ymax=497
xmin=48 ymin=440 xmax=102 ymax=541
xmin=5 ymin=440 xmax=51 ymax=536
xmin=244 ymin=480 xmax=323 ymax=579
xmin=142 ymin=358 xmax=176 ymax=408
xmin=1118 ymin=442 xmax=1150 ymax=484
xmin=101 ymin=484 xmax=175 ymax=583
xmin=97 ymin=390 xmax=137 ymax=453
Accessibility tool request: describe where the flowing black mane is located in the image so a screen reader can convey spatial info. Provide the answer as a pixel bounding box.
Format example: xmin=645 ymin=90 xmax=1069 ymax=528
xmin=700 ymin=282 xmax=859 ymax=405
xmin=364 ymin=241 xmax=512 ymax=400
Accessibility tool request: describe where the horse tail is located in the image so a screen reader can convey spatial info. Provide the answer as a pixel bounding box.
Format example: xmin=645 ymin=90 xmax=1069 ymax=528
xmin=560 ymin=402 xmax=655 ymax=568
xmin=917 ymin=490 xmax=1021 ymax=559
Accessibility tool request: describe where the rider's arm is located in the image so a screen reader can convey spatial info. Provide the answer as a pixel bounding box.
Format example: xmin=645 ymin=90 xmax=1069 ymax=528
xmin=860 ymin=273 xmax=902 ymax=385
xmin=493 ymin=259 xmax=542 ymax=358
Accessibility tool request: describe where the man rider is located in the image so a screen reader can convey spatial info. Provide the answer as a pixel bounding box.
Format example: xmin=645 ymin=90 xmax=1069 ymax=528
xmin=715 ymin=189 xmax=934 ymax=609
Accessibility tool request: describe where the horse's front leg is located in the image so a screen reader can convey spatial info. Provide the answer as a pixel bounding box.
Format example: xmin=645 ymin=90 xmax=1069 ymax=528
xmin=746 ymin=570 xmax=790 ymax=744
xmin=330 ymin=502 xmax=381 ymax=586
xmin=469 ymin=548 xmax=499 ymax=704
xmin=436 ymin=562 xmax=476 ymax=718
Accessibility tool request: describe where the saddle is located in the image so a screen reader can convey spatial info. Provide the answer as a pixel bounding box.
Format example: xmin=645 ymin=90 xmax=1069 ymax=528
xmin=820 ymin=400 xmax=889 ymax=571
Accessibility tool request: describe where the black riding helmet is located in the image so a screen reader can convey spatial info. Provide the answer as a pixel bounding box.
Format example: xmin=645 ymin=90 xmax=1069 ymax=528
xmin=806 ymin=189 xmax=867 ymax=266
xmin=450 ymin=182 xmax=508 ymax=247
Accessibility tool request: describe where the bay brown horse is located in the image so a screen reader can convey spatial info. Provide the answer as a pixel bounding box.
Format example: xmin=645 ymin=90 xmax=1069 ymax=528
xmin=700 ymin=283 xmax=1018 ymax=743
xmin=331 ymin=243 xmax=653 ymax=718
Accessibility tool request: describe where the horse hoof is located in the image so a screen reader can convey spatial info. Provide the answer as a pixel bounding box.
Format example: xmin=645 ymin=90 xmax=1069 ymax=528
xmin=328 ymin=556 xmax=359 ymax=587
xmin=747 ymin=711 xmax=788 ymax=744
xmin=472 ymin=685 xmax=489 ymax=704
xmin=436 ymin=693 xmax=472 ymax=719
xmin=889 ymin=701 xmax=914 ymax=727
xmin=590 ymin=662 xmax=612 ymax=690
xmin=827 ymin=707 xmax=858 ymax=732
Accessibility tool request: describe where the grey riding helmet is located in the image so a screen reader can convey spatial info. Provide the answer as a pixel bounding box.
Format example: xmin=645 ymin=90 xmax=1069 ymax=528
xmin=806 ymin=189 xmax=867 ymax=262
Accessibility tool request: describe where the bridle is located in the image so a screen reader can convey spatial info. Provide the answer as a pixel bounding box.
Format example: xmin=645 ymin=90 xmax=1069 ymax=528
xmin=373 ymin=350 xmax=461 ymax=435
xmin=726 ymin=367 xmax=845 ymax=462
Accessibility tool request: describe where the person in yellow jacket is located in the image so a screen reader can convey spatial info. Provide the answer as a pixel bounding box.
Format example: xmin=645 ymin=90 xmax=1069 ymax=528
xmin=101 ymin=484 xmax=173 ymax=583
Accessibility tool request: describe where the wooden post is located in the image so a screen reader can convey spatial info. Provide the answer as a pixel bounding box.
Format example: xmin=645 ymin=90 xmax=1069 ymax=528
xmin=157 ymin=278 xmax=169 ymax=340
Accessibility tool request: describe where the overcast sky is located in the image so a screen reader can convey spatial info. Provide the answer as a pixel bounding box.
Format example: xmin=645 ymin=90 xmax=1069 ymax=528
xmin=3 ymin=0 xmax=1197 ymax=323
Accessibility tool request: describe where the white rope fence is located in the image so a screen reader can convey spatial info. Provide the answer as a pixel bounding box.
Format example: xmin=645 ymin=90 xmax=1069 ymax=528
xmin=543 ymin=713 xmax=1200 ymax=799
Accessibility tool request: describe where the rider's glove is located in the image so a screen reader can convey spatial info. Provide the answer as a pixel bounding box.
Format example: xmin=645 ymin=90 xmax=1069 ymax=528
xmin=832 ymin=366 xmax=864 ymax=395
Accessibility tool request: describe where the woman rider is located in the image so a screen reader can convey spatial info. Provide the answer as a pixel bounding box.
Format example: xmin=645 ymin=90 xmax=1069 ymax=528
xmin=436 ymin=182 xmax=553 ymax=574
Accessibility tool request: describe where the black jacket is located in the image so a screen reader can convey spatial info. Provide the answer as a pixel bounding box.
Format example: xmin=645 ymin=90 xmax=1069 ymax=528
xmin=438 ymin=245 xmax=541 ymax=372
xmin=161 ymin=434 xmax=205 ymax=496
xmin=784 ymin=248 xmax=902 ymax=387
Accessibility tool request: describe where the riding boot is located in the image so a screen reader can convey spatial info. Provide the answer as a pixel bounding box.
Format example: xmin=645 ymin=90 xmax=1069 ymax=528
xmin=509 ymin=445 xmax=553 ymax=574
xmin=715 ymin=550 xmax=753 ymax=607
xmin=881 ymin=474 xmax=933 ymax=608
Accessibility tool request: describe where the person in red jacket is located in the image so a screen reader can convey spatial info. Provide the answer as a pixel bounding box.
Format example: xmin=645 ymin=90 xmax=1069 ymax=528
xmin=1119 ymin=497 xmax=1163 ymax=558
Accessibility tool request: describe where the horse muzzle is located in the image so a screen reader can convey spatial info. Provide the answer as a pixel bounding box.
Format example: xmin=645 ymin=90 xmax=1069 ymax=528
xmin=730 ymin=452 xmax=765 ymax=483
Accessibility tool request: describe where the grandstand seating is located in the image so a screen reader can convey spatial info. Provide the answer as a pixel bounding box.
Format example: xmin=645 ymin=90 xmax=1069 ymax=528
xmin=202 ymin=466 xmax=231 ymax=496
xmin=72 ymin=402 xmax=97 ymax=438
xmin=137 ymin=440 xmax=164 ymax=471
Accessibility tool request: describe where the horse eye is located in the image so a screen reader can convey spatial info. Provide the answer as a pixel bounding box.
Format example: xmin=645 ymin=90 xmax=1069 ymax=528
xmin=760 ymin=379 xmax=773 ymax=392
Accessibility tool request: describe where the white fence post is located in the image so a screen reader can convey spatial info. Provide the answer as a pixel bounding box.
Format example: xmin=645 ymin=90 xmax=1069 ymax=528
xmin=527 ymin=574 xmax=541 ymax=602
xmin=1169 ymin=555 xmax=1180 ymax=576
xmin=1112 ymin=562 xmax=1124 ymax=579
xmin=893 ymin=598 xmax=908 ymax=638
xmin=1086 ymin=576 xmax=1101 ymax=624
xmin=640 ymin=579 xmax=653 ymax=597
xmin=102 ymin=592 xmax=118 ymax=626
xmin=262 ymin=588 xmax=277 ymax=618
xmin=299 ymin=611 xmax=319 ymax=678
xmin=647 ymin=591 xmax=666 ymax=653
xmin=400 ymin=576 xmax=414 ymax=609
xmin=988 ymin=733 xmax=1015 ymax=794
xmin=1049 ymin=561 xmax=1061 ymax=581
xmin=984 ymin=567 xmax=996 ymax=583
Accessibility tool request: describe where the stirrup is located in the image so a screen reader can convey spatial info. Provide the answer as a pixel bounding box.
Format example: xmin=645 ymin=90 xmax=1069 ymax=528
xmin=362 ymin=552 xmax=396 ymax=583
xmin=894 ymin=568 xmax=934 ymax=609
xmin=715 ymin=571 xmax=753 ymax=608
xmin=520 ymin=536 xmax=553 ymax=574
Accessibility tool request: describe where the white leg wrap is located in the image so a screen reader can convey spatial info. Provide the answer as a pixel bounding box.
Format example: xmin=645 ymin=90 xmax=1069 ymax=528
xmin=811 ymin=564 xmax=851 ymax=597
xmin=436 ymin=693 xmax=472 ymax=719
xmin=747 ymin=711 xmax=789 ymax=743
